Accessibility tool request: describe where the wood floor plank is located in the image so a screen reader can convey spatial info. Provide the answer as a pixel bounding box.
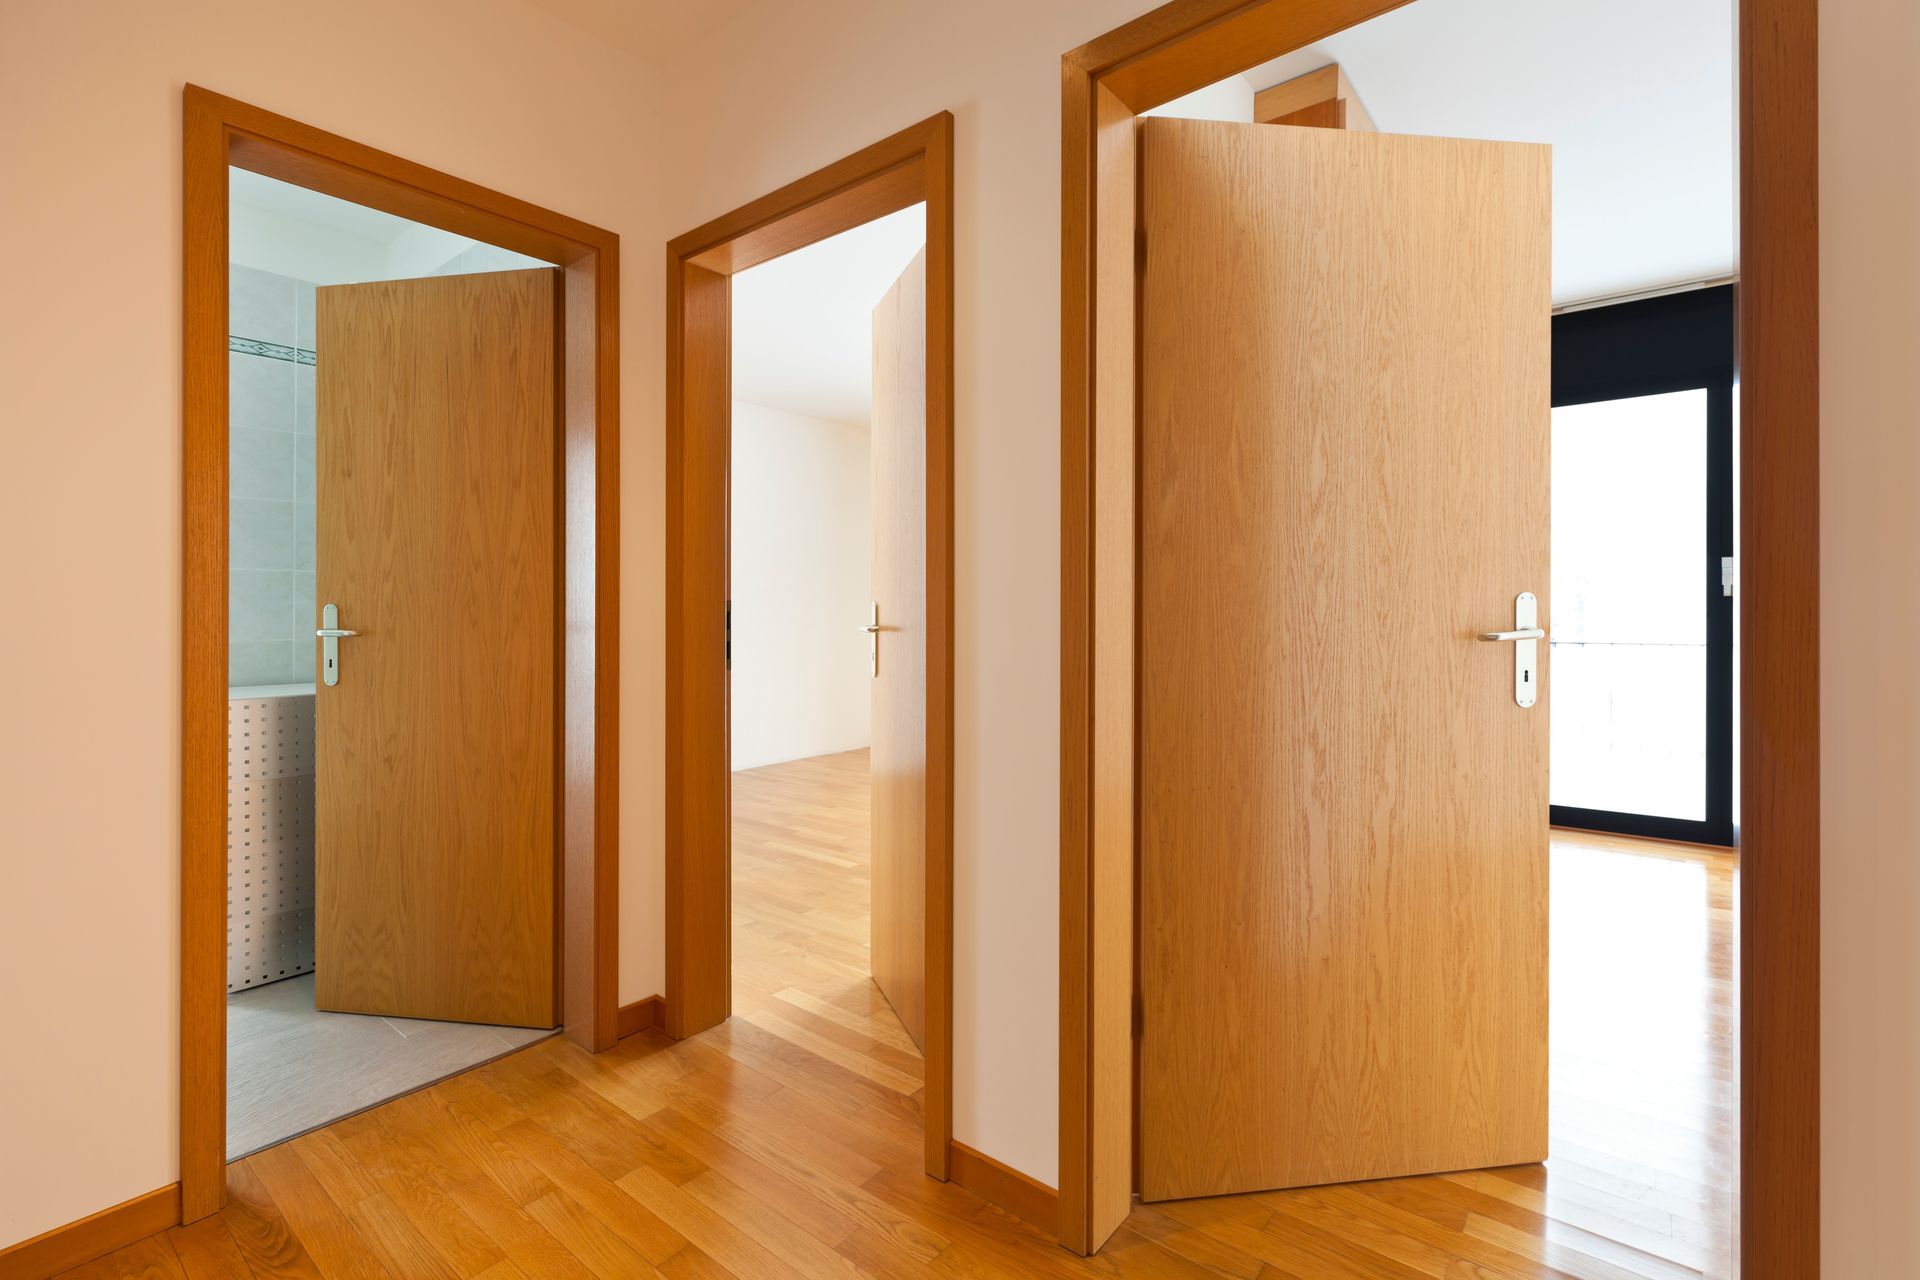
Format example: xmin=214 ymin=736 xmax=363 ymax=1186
xmin=220 ymin=1160 xmax=329 ymax=1280
xmin=340 ymin=1194 xmax=460 ymax=1280
xmin=53 ymin=1236 xmax=187 ymax=1280
xmin=163 ymin=1216 xmax=253 ymax=1280
xmin=492 ymin=1119 xmax=689 ymax=1266
xmin=78 ymin=757 xmax=1726 ymax=1280
xmin=246 ymin=1144 xmax=391 ymax=1280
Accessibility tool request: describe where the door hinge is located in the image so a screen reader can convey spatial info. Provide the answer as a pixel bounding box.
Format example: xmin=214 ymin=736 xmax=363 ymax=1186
xmin=1722 ymin=556 xmax=1736 ymax=598
xmin=725 ymin=599 xmax=731 ymax=670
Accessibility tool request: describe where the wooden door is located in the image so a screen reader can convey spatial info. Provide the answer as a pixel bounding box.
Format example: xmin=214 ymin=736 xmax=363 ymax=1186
xmin=869 ymin=249 xmax=928 ymax=1051
xmin=1138 ymin=119 xmax=1551 ymax=1200
xmin=314 ymin=268 xmax=561 ymax=1029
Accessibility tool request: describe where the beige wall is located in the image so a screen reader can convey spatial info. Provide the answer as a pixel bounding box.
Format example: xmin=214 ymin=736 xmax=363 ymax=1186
xmin=1820 ymin=0 xmax=1920 ymax=1268
xmin=6 ymin=0 xmax=1911 ymax=1255
xmin=0 ymin=0 xmax=669 ymax=1245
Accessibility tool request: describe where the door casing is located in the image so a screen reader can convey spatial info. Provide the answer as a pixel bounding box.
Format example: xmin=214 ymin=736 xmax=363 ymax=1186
xmin=1058 ymin=0 xmax=1820 ymax=1269
xmin=663 ymin=113 xmax=957 ymax=1180
xmin=181 ymin=86 xmax=621 ymax=1223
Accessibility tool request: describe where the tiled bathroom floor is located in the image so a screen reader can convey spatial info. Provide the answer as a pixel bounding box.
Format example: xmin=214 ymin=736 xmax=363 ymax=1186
xmin=226 ymin=972 xmax=553 ymax=1159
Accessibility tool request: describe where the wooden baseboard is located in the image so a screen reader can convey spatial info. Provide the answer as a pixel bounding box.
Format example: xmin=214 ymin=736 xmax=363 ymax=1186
xmin=948 ymin=1141 xmax=1060 ymax=1236
xmin=617 ymin=994 xmax=665 ymax=1039
xmin=0 ymin=1184 xmax=180 ymax=1280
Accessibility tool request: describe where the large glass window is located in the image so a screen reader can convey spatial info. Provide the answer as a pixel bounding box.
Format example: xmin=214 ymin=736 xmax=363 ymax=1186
xmin=1551 ymin=390 xmax=1708 ymax=820
xmin=1549 ymin=286 xmax=1733 ymax=846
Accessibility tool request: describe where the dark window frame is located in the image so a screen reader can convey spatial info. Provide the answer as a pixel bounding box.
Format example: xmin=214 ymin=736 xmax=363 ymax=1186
xmin=1550 ymin=284 xmax=1736 ymax=847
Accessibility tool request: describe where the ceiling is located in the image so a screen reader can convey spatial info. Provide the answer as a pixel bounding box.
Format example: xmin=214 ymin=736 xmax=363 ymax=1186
xmin=1216 ymin=0 xmax=1736 ymax=305
xmin=229 ymin=169 xmax=546 ymax=284
xmin=519 ymin=0 xmax=755 ymax=63
xmin=731 ymin=204 xmax=928 ymax=427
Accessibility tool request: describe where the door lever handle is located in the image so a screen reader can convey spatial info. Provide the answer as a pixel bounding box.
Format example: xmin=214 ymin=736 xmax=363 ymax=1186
xmin=1482 ymin=592 xmax=1541 ymax=708
xmin=317 ymin=603 xmax=356 ymax=687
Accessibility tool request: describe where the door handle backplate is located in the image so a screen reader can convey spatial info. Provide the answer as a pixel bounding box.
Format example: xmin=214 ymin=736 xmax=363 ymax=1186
xmin=317 ymin=602 xmax=357 ymax=687
xmin=1476 ymin=592 xmax=1540 ymax=708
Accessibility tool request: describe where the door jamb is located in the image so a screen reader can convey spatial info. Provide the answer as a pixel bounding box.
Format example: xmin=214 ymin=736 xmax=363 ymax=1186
xmin=182 ymin=85 xmax=622 ymax=1222
xmin=1058 ymin=0 xmax=1819 ymax=1268
xmin=663 ymin=111 xmax=956 ymax=1179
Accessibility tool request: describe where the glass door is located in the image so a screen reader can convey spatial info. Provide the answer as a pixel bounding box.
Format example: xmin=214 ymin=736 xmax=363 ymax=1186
xmin=1550 ymin=287 xmax=1734 ymax=846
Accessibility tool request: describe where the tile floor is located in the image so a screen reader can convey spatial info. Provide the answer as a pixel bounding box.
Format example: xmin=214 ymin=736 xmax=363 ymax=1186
xmin=225 ymin=972 xmax=553 ymax=1159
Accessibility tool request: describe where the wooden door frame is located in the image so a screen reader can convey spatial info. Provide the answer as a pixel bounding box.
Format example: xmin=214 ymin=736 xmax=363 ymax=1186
xmin=664 ymin=112 xmax=956 ymax=1180
xmin=1058 ymin=0 xmax=1818 ymax=1268
xmin=182 ymin=86 xmax=621 ymax=1223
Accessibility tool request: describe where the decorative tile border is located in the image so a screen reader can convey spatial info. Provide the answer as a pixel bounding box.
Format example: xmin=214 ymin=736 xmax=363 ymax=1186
xmin=230 ymin=335 xmax=316 ymax=366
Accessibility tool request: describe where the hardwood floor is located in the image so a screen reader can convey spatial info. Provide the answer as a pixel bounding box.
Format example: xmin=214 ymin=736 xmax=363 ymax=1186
xmin=67 ymin=756 xmax=1734 ymax=1278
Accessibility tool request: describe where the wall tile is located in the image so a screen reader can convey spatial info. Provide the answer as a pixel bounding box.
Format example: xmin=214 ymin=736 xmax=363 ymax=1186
xmin=292 ymin=571 xmax=316 ymax=640
xmin=229 ymin=265 xmax=296 ymax=346
xmin=291 ymin=633 xmax=317 ymax=683
xmin=231 ymin=498 xmax=294 ymax=571
xmin=230 ymin=640 xmax=293 ymax=688
xmin=230 ymin=570 xmax=293 ymax=642
xmin=295 ymin=282 xmax=317 ymax=351
xmin=294 ymin=501 xmax=316 ymax=572
xmin=230 ymin=427 xmax=295 ymax=502
xmin=230 ymin=352 xmax=294 ymax=434
xmin=294 ymin=363 xmax=316 ymax=435
xmin=294 ymin=430 xmax=316 ymax=505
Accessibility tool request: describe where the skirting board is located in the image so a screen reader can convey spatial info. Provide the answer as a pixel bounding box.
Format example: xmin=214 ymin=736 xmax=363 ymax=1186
xmin=949 ymin=1140 xmax=1060 ymax=1236
xmin=618 ymin=994 xmax=665 ymax=1039
xmin=0 ymin=1184 xmax=180 ymax=1280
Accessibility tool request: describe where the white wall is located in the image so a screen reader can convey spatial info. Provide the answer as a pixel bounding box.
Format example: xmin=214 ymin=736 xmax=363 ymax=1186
xmin=1820 ymin=0 xmax=1920 ymax=1268
xmin=730 ymin=401 xmax=872 ymax=771
xmin=0 ymin=0 xmax=670 ymax=1246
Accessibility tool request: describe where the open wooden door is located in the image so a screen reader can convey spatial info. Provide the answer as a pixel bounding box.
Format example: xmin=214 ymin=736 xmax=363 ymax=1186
xmin=1137 ymin=119 xmax=1550 ymax=1200
xmin=314 ymin=268 xmax=561 ymax=1030
xmin=869 ymin=249 xmax=928 ymax=1051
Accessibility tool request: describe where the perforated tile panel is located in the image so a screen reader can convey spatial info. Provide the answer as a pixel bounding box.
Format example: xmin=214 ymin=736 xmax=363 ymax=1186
xmin=228 ymin=694 xmax=316 ymax=991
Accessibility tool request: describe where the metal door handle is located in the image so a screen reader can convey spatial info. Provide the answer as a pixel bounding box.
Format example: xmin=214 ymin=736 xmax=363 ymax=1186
xmin=317 ymin=603 xmax=356 ymax=687
xmin=857 ymin=624 xmax=882 ymax=634
xmin=1482 ymin=592 xmax=1541 ymax=708
xmin=860 ymin=603 xmax=879 ymax=677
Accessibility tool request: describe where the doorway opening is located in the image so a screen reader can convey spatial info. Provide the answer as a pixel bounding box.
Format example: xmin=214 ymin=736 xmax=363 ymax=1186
xmin=182 ymin=87 xmax=620 ymax=1223
xmin=1060 ymin=0 xmax=1815 ymax=1273
xmin=726 ymin=204 xmax=929 ymax=1072
xmin=664 ymin=113 xmax=956 ymax=1179
xmin=223 ymin=171 xmax=565 ymax=1160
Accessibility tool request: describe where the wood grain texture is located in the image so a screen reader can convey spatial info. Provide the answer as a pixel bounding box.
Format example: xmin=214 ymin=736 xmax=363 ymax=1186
xmin=0 ymin=1186 xmax=179 ymax=1280
xmin=618 ymin=997 xmax=666 ymax=1040
xmin=1738 ymin=0 xmax=1820 ymax=1272
xmin=73 ymin=827 xmax=1729 ymax=1280
xmin=183 ymin=85 xmax=621 ymax=1219
xmin=664 ymin=113 xmax=955 ymax=1180
xmin=180 ymin=86 xmax=231 ymax=1228
xmin=1059 ymin=0 xmax=1813 ymax=1252
xmin=665 ymin=260 xmax=734 ymax=1041
xmin=1071 ymin=0 xmax=1413 ymax=113
xmin=1088 ymin=80 xmax=1139 ymax=1255
xmin=315 ymin=270 xmax=560 ymax=1028
xmin=1253 ymin=63 xmax=1375 ymax=131
xmin=869 ymin=251 xmax=930 ymax=1052
xmin=947 ymin=1143 xmax=1059 ymax=1238
xmin=562 ymin=246 xmax=623 ymax=1056
xmin=1136 ymin=119 xmax=1550 ymax=1199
